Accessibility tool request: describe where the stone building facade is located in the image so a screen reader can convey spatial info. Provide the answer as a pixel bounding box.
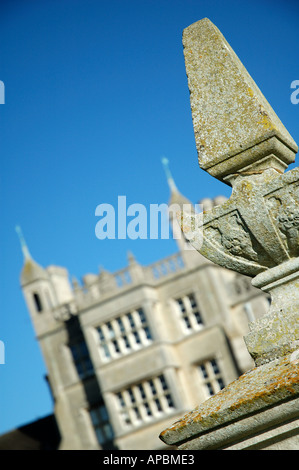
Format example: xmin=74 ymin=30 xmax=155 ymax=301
xmin=17 ymin=173 xmax=270 ymax=450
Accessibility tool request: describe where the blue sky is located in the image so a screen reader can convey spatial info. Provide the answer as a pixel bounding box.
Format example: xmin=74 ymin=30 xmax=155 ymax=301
xmin=0 ymin=0 xmax=298 ymax=434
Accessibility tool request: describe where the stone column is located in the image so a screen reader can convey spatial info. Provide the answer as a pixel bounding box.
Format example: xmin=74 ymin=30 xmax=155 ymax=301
xmin=159 ymin=18 xmax=299 ymax=450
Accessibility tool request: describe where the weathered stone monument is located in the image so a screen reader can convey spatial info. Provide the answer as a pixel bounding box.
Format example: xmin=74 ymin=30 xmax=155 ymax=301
xmin=160 ymin=18 xmax=299 ymax=450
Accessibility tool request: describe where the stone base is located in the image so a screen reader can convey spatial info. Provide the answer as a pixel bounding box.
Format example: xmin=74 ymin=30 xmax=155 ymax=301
xmin=159 ymin=352 xmax=299 ymax=450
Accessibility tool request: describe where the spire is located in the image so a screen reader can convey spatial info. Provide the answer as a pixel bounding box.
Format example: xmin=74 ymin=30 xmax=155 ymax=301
xmin=161 ymin=157 xmax=194 ymax=212
xmin=161 ymin=156 xmax=178 ymax=193
xmin=15 ymin=225 xmax=31 ymax=261
xmin=127 ymin=250 xmax=136 ymax=264
xmin=16 ymin=226 xmax=48 ymax=286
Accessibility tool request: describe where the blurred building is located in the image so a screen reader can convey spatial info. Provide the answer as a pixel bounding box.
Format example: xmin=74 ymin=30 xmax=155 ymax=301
xmin=0 ymin=415 xmax=60 ymax=450
xmin=9 ymin=167 xmax=270 ymax=450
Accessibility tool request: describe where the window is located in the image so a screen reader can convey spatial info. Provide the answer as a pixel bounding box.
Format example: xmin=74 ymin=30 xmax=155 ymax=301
xmin=70 ymin=341 xmax=94 ymax=380
xmin=198 ymin=359 xmax=225 ymax=398
xmin=116 ymin=374 xmax=175 ymax=428
xmin=90 ymin=403 xmax=114 ymax=446
xmin=175 ymin=293 xmax=203 ymax=332
xmin=96 ymin=308 xmax=153 ymax=361
xmin=33 ymin=292 xmax=43 ymax=313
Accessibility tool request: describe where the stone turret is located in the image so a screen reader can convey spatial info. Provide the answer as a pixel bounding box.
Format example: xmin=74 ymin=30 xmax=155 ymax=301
xmin=16 ymin=226 xmax=74 ymax=334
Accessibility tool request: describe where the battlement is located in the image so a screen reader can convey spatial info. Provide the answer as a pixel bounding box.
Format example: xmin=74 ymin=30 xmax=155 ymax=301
xmin=72 ymin=252 xmax=187 ymax=310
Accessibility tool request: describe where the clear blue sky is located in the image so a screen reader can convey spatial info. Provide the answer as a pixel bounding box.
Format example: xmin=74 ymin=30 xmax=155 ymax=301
xmin=0 ymin=0 xmax=298 ymax=434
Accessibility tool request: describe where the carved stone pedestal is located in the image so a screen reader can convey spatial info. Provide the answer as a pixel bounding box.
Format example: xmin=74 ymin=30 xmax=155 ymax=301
xmin=160 ymin=352 xmax=299 ymax=450
xmin=159 ymin=17 xmax=299 ymax=451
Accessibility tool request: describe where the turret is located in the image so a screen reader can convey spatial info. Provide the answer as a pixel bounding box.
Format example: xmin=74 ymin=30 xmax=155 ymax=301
xmin=16 ymin=226 xmax=73 ymax=335
xmin=16 ymin=226 xmax=57 ymax=316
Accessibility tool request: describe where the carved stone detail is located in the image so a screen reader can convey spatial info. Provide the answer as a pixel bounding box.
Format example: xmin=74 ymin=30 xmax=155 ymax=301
xmin=266 ymin=183 xmax=299 ymax=258
xmin=205 ymin=211 xmax=264 ymax=268
xmin=181 ymin=169 xmax=299 ymax=283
